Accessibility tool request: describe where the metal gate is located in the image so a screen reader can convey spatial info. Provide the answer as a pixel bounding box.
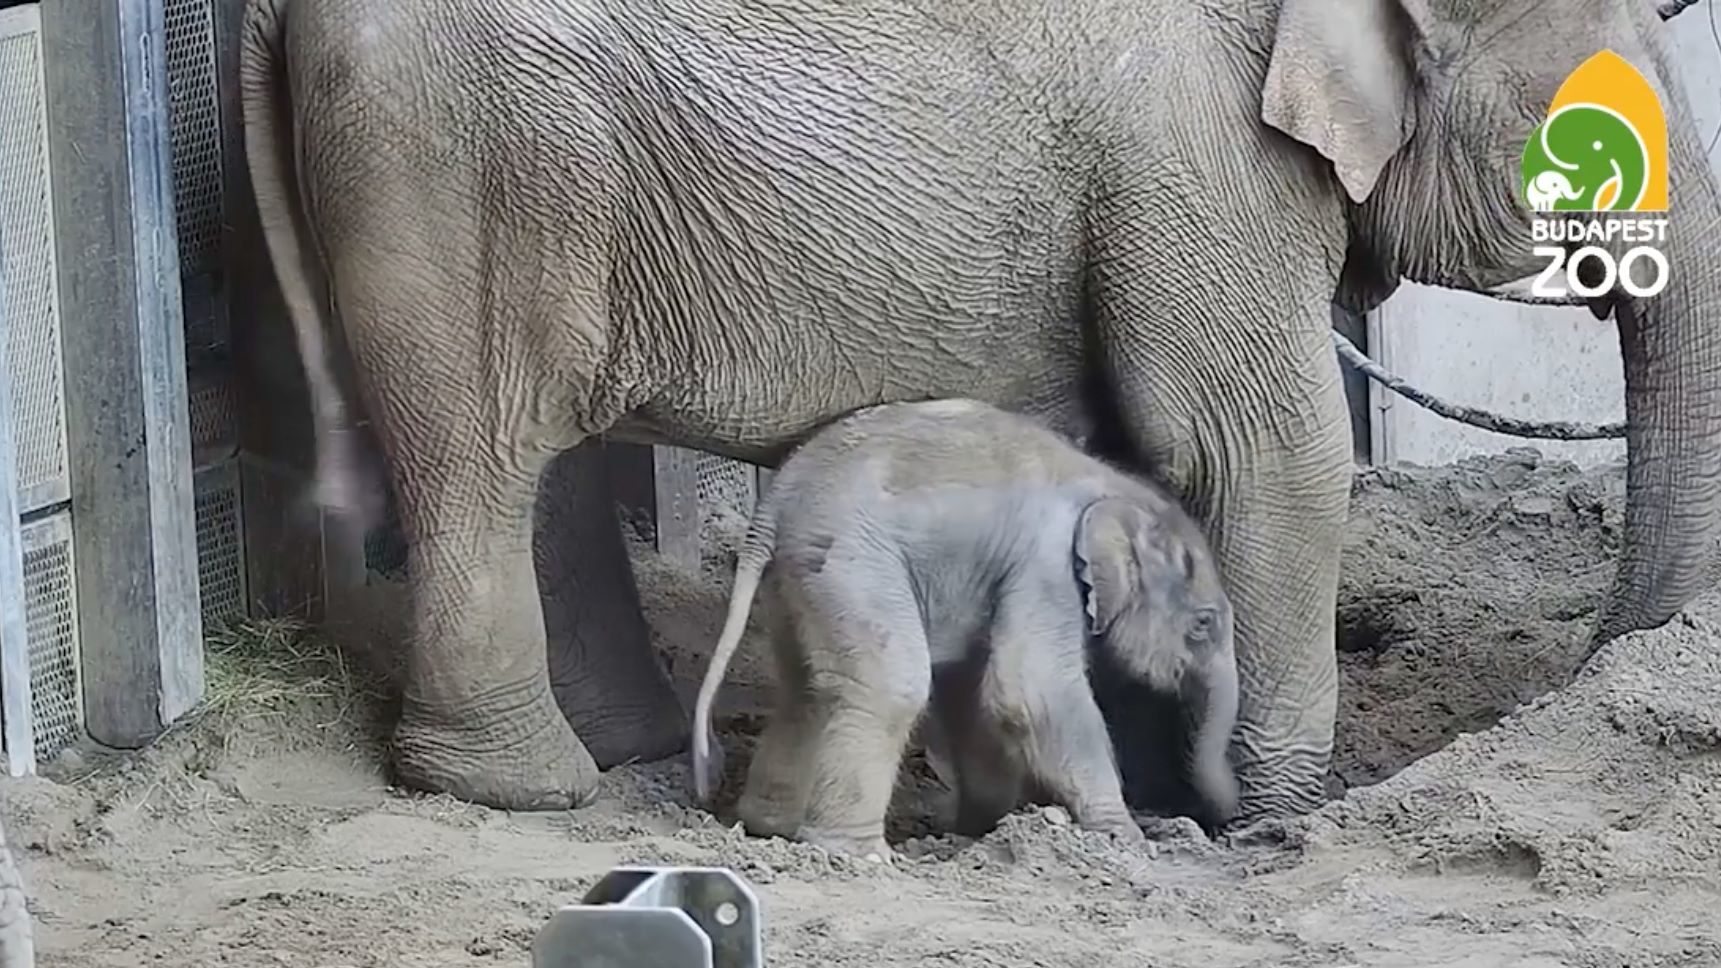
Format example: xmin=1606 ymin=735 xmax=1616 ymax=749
xmin=0 ymin=0 xmax=221 ymax=773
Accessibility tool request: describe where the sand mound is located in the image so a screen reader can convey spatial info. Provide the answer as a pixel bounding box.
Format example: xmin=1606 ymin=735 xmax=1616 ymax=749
xmin=7 ymin=451 xmax=1721 ymax=967
xmin=1334 ymin=447 xmax=1627 ymax=789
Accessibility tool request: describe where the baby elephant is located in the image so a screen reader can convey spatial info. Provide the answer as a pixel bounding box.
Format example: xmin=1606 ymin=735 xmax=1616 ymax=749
xmin=689 ymin=399 xmax=1239 ymax=860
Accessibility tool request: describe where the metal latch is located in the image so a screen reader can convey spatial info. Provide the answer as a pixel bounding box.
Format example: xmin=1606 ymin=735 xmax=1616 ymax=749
xmin=532 ymin=866 xmax=763 ymax=968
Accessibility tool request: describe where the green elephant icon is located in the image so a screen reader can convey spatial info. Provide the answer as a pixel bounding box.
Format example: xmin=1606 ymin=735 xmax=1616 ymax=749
xmin=1520 ymin=103 xmax=1649 ymax=212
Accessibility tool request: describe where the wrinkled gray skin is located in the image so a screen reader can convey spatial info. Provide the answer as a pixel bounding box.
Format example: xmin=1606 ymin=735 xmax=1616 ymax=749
xmin=690 ymin=400 xmax=1239 ymax=860
xmin=0 ymin=819 xmax=33 ymax=968
xmin=238 ymin=0 xmax=1721 ymax=822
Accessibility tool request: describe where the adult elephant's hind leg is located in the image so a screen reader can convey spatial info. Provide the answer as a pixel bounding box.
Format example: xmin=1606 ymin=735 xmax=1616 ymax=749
xmin=388 ymin=447 xmax=599 ymax=809
xmin=365 ymin=368 xmax=599 ymax=809
xmin=302 ymin=52 xmax=615 ymax=810
xmin=538 ymin=441 xmax=687 ymax=768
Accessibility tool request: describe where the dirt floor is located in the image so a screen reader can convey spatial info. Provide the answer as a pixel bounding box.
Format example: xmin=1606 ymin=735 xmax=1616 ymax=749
xmin=8 ymin=450 xmax=1721 ymax=967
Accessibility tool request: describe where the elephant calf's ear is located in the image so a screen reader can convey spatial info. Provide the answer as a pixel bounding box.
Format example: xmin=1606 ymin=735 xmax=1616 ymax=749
xmin=1260 ymin=0 xmax=1421 ymax=204
xmin=1075 ymin=499 xmax=1146 ymax=635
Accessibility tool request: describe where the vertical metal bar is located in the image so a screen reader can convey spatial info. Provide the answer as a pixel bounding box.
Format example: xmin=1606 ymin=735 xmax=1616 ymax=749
xmin=1365 ymin=307 xmax=1393 ymax=467
xmin=40 ymin=0 xmax=206 ymax=745
xmin=0 ymin=184 xmax=38 ymax=779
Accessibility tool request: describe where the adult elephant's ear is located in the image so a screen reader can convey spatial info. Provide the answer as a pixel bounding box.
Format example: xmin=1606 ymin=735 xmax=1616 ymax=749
xmin=1260 ymin=0 xmax=1423 ymax=204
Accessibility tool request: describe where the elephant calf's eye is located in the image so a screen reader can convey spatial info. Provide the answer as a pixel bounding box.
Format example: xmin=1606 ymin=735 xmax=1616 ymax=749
xmin=1186 ymin=610 xmax=1216 ymax=644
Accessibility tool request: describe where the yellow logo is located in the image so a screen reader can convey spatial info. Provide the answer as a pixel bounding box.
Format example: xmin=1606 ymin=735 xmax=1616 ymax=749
xmin=1520 ymin=50 xmax=1668 ymax=212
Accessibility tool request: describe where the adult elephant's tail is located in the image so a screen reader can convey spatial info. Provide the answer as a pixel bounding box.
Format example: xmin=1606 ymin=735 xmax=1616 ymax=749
xmin=239 ymin=0 xmax=387 ymax=527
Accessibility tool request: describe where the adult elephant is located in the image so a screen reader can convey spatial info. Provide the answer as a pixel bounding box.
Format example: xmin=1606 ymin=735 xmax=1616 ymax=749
xmin=238 ymin=0 xmax=1721 ymax=823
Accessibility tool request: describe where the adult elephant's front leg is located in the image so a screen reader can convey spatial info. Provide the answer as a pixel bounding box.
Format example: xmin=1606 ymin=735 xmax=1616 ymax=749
xmin=536 ymin=441 xmax=688 ymax=767
xmin=1204 ymin=415 xmax=1349 ymax=824
xmin=1108 ymin=332 xmax=1350 ymax=824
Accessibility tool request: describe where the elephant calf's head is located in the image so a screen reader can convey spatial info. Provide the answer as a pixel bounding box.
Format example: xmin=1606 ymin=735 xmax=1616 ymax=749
xmin=1074 ymin=496 xmax=1240 ymax=828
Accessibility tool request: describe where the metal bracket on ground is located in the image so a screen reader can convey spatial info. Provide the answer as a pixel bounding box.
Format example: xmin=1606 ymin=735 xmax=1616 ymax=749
xmin=533 ymin=866 xmax=763 ymax=968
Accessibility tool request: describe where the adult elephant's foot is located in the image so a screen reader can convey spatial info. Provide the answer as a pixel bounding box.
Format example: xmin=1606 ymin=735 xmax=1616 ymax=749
xmin=542 ymin=565 xmax=688 ymax=769
xmin=1231 ymin=749 xmax=1331 ymax=826
xmin=537 ymin=441 xmax=691 ymax=770
xmin=552 ymin=665 xmax=687 ymax=769
xmin=392 ymin=681 xmax=600 ymax=810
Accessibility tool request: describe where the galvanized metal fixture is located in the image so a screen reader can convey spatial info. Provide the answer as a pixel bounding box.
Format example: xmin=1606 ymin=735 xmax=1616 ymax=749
xmin=533 ymin=867 xmax=763 ymax=968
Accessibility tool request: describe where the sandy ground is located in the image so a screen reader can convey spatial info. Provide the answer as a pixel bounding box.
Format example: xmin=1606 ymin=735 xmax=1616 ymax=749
xmin=7 ymin=450 xmax=1721 ymax=967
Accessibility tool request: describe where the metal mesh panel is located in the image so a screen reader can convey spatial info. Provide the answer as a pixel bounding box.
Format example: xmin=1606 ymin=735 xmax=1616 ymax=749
xmin=20 ymin=512 xmax=80 ymax=759
xmin=364 ymin=502 xmax=410 ymax=581
xmin=163 ymin=0 xmax=223 ymax=279
xmin=194 ymin=461 xmax=246 ymax=626
xmin=693 ymin=454 xmax=755 ymax=523
xmin=181 ymin=270 xmax=230 ymax=361
xmin=187 ymin=367 xmax=238 ymax=468
xmin=0 ymin=8 xmax=71 ymax=514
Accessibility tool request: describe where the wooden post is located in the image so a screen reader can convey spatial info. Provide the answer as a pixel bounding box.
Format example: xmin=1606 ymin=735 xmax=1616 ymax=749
xmin=652 ymin=447 xmax=702 ymax=572
xmin=39 ymin=0 xmax=206 ymax=747
xmin=600 ymin=443 xmax=710 ymax=570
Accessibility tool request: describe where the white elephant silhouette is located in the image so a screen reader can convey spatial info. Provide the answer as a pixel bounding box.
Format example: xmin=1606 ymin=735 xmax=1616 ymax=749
xmin=1525 ymin=169 xmax=1583 ymax=211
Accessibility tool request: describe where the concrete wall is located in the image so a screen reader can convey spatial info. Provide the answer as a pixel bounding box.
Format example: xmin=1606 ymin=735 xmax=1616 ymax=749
xmin=1363 ymin=12 xmax=1721 ymax=469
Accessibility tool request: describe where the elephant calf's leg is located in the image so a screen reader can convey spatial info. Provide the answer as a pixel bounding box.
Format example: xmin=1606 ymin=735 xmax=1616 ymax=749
xmin=929 ymin=657 xmax=1025 ymax=837
xmin=945 ymin=714 xmax=1027 ymax=838
xmin=984 ymin=607 xmax=1142 ymax=845
xmin=538 ymin=442 xmax=687 ymax=768
xmin=1011 ymin=674 xmax=1145 ymax=846
xmin=793 ymin=585 xmax=931 ymax=859
xmin=797 ymin=690 xmax=925 ymax=859
xmin=736 ymin=688 xmax=815 ymax=838
xmin=737 ymin=600 xmax=818 ymax=837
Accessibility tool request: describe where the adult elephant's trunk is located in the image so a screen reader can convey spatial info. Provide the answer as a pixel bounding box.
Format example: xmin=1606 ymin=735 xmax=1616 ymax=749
xmin=1594 ymin=122 xmax=1721 ymax=647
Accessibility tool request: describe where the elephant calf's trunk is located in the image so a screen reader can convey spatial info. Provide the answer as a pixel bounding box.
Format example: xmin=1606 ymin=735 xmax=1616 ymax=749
xmin=1184 ymin=668 xmax=1241 ymax=830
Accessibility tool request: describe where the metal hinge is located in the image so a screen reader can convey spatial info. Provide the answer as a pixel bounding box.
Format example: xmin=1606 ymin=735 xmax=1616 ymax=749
xmin=533 ymin=866 xmax=763 ymax=968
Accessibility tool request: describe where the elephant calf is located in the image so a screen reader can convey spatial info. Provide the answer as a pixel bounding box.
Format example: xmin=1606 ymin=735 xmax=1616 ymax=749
xmin=689 ymin=399 xmax=1239 ymax=860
